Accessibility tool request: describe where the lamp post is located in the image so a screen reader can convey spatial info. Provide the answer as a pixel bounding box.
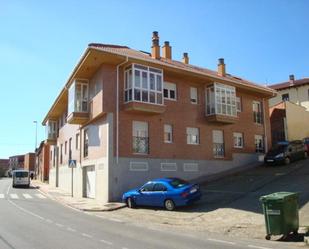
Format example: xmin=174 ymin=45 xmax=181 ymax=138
xmin=33 ymin=121 xmax=38 ymax=179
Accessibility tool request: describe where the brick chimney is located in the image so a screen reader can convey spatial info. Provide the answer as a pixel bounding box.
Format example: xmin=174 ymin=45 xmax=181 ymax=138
xmin=162 ymin=41 xmax=172 ymax=59
xmin=289 ymin=74 xmax=295 ymax=86
xmin=151 ymin=31 xmax=160 ymax=59
xmin=218 ymin=58 xmax=226 ymax=77
xmin=182 ymin=53 xmax=189 ymax=64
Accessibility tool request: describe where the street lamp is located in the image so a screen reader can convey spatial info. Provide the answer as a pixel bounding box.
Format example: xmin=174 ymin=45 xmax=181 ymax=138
xmin=33 ymin=121 xmax=38 ymax=151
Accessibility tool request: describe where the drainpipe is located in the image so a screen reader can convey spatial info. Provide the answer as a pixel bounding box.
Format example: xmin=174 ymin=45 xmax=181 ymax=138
xmin=116 ymin=57 xmax=129 ymax=165
xmin=263 ymin=98 xmax=268 ymax=153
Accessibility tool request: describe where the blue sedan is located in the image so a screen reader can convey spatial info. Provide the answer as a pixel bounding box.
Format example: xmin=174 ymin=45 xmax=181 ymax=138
xmin=122 ymin=178 xmax=202 ymax=211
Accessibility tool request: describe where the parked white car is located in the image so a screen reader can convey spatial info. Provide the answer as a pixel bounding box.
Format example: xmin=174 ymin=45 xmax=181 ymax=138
xmin=12 ymin=170 xmax=30 ymax=188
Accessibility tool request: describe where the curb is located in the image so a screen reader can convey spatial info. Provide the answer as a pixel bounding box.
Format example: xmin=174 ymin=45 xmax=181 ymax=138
xmin=31 ymin=182 xmax=126 ymax=212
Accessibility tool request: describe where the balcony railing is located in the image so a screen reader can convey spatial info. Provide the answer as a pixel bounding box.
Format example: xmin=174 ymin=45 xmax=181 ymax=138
xmin=133 ymin=136 xmax=149 ymax=154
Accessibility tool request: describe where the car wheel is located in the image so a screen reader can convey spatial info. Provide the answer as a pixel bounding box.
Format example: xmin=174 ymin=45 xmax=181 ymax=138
xmin=164 ymin=199 xmax=175 ymax=211
xmin=127 ymin=197 xmax=135 ymax=208
xmin=284 ymin=157 xmax=290 ymax=165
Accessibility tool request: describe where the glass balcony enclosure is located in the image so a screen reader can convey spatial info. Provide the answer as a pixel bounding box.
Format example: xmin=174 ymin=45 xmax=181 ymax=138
xmin=206 ymin=83 xmax=237 ymax=117
xmin=68 ymin=79 xmax=89 ymax=114
xmin=124 ymin=64 xmax=163 ymax=105
xmin=46 ymin=120 xmax=57 ymax=140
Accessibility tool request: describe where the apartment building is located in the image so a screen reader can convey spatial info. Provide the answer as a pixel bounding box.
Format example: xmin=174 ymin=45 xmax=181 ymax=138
xmin=36 ymin=141 xmax=50 ymax=182
xmin=269 ymin=75 xmax=309 ymax=144
xmin=24 ymin=153 xmax=35 ymax=173
xmin=9 ymin=154 xmax=25 ymax=171
xmin=0 ymin=159 xmax=9 ymax=177
xmin=43 ymin=32 xmax=275 ymax=203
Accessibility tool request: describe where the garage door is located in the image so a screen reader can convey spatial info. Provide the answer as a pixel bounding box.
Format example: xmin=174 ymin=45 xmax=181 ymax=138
xmin=85 ymin=166 xmax=96 ymax=199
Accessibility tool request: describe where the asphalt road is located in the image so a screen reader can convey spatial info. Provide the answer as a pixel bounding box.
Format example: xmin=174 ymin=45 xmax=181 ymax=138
xmin=0 ymin=177 xmax=297 ymax=249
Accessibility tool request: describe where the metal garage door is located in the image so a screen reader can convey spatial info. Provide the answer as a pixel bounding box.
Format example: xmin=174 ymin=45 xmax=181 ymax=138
xmin=85 ymin=166 xmax=96 ymax=199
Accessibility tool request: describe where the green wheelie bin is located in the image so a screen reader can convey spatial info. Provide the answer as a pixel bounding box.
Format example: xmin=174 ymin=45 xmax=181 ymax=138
xmin=260 ymin=192 xmax=299 ymax=240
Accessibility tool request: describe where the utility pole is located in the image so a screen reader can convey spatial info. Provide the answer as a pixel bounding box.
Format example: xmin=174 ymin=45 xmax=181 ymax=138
xmin=33 ymin=121 xmax=38 ymax=178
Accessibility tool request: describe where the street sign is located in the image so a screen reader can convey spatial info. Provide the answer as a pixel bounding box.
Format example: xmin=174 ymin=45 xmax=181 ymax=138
xmin=68 ymin=160 xmax=77 ymax=168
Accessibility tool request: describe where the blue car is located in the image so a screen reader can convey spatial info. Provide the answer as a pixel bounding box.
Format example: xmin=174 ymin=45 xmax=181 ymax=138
xmin=122 ymin=178 xmax=202 ymax=211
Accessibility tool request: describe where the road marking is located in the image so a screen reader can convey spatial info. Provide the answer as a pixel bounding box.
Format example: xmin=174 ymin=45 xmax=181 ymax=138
xmin=23 ymin=194 xmax=33 ymax=199
xmin=56 ymin=223 xmax=64 ymax=228
xmin=207 ymin=238 xmax=236 ymax=245
xmin=10 ymin=194 xmax=18 ymax=199
xmin=100 ymin=239 xmax=113 ymax=245
xmin=35 ymin=193 xmax=46 ymax=199
xmin=8 ymin=199 xmax=44 ymax=220
xmin=81 ymin=233 xmax=92 ymax=238
xmin=108 ymin=218 xmax=122 ymax=223
xmin=248 ymin=245 xmax=272 ymax=249
xmin=67 ymin=227 xmax=76 ymax=232
xmin=0 ymin=194 xmax=4 ymax=199
xmin=46 ymin=219 xmax=53 ymax=223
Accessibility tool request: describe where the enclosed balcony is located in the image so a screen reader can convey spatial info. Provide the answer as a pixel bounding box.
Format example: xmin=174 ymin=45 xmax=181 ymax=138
xmin=67 ymin=79 xmax=90 ymax=124
xmin=123 ymin=64 xmax=166 ymax=114
xmin=45 ymin=120 xmax=57 ymax=145
xmin=205 ymin=83 xmax=239 ymax=124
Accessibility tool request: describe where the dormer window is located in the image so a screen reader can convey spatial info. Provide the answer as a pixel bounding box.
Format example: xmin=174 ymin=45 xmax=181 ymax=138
xmin=125 ymin=64 xmax=163 ymax=105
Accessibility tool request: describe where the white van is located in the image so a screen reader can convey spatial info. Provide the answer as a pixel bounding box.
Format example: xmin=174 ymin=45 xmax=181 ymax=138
xmin=12 ymin=170 xmax=30 ymax=188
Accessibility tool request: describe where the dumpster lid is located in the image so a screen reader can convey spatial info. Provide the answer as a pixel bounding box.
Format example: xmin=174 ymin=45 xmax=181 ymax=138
xmin=260 ymin=192 xmax=299 ymax=202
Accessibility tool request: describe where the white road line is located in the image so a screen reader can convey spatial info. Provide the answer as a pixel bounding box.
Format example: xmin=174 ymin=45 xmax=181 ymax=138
xmin=81 ymin=233 xmax=92 ymax=238
xmin=100 ymin=239 xmax=113 ymax=245
xmin=46 ymin=219 xmax=53 ymax=223
xmin=35 ymin=193 xmax=46 ymax=199
xmin=122 ymin=247 xmax=129 ymax=249
xmin=10 ymin=194 xmax=18 ymax=199
xmin=0 ymin=194 xmax=4 ymax=199
xmin=108 ymin=218 xmax=122 ymax=223
xmin=67 ymin=227 xmax=76 ymax=232
xmin=56 ymin=223 xmax=64 ymax=228
xmin=207 ymin=238 xmax=236 ymax=245
xmin=23 ymin=194 xmax=33 ymax=199
xmin=6 ymin=185 xmax=10 ymax=195
xmin=8 ymin=200 xmax=45 ymax=221
xmin=248 ymin=245 xmax=272 ymax=249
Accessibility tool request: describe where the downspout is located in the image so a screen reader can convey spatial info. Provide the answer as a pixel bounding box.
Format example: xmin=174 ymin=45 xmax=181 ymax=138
xmin=116 ymin=57 xmax=129 ymax=165
xmin=263 ymin=98 xmax=268 ymax=152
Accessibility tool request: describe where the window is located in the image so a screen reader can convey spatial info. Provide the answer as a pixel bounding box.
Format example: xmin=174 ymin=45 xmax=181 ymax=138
xmin=255 ymin=135 xmax=264 ymax=153
xmin=132 ymin=121 xmax=149 ymax=154
xmin=69 ymin=138 xmax=72 ymax=160
xmin=164 ymin=124 xmax=173 ymax=143
xmin=213 ymin=130 xmax=224 ymax=157
xmin=190 ymin=87 xmax=198 ymax=104
xmin=68 ymin=79 xmax=89 ymax=114
xmin=124 ymin=64 xmax=163 ymax=105
xmin=65 ymin=141 xmax=67 ymax=155
xmin=206 ymin=83 xmax=237 ymax=116
xmin=84 ymin=129 xmax=89 ymax=158
xmin=76 ymin=133 xmax=80 ymax=150
xmin=161 ymin=163 xmax=177 ymax=171
xmin=233 ymin=132 xmax=244 ymax=148
xmin=253 ymin=101 xmax=263 ymax=124
xmin=186 ymin=127 xmax=199 ymax=145
xmin=60 ymin=144 xmax=63 ymax=164
xmin=282 ymin=93 xmax=289 ymax=101
xmin=164 ymin=82 xmax=177 ymax=100
xmin=46 ymin=120 xmax=57 ymax=140
xmin=236 ymin=97 xmax=242 ymax=112
xmin=153 ymin=183 xmax=167 ymax=192
xmin=141 ymin=182 xmax=154 ymax=192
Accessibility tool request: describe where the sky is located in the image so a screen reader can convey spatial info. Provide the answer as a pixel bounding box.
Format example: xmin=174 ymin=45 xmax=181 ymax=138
xmin=0 ymin=0 xmax=308 ymax=158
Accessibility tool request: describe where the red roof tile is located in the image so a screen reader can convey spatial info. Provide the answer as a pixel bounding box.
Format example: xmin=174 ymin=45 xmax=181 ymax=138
xmin=269 ymin=78 xmax=309 ymax=90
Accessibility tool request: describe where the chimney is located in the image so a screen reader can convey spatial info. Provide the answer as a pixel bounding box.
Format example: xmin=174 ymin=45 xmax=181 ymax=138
xmin=218 ymin=58 xmax=226 ymax=77
xmin=151 ymin=31 xmax=160 ymax=59
xmin=182 ymin=53 xmax=189 ymax=64
xmin=162 ymin=41 xmax=172 ymax=59
xmin=289 ymin=74 xmax=295 ymax=86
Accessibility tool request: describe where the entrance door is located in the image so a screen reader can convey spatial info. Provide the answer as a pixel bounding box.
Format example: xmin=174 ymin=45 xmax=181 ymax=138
xmin=85 ymin=166 xmax=96 ymax=198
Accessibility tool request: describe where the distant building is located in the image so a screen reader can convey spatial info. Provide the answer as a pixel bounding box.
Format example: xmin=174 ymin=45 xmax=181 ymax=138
xmin=36 ymin=141 xmax=50 ymax=182
xmin=9 ymin=155 xmax=25 ymax=170
xmin=269 ymin=75 xmax=309 ymax=144
xmin=0 ymin=159 xmax=9 ymax=176
xmin=24 ymin=153 xmax=35 ymax=173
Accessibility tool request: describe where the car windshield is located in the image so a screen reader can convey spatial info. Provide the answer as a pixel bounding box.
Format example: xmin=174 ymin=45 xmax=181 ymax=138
xmin=15 ymin=172 xmax=28 ymax=178
xmin=168 ymin=178 xmax=189 ymax=188
xmin=269 ymin=144 xmax=287 ymax=153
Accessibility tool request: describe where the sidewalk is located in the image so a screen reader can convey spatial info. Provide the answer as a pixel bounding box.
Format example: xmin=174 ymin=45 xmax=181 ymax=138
xmin=31 ymin=180 xmax=126 ymax=212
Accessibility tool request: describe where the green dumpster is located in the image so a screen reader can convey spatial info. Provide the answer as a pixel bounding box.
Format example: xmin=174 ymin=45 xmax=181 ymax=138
xmin=259 ymin=192 xmax=299 ymax=240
